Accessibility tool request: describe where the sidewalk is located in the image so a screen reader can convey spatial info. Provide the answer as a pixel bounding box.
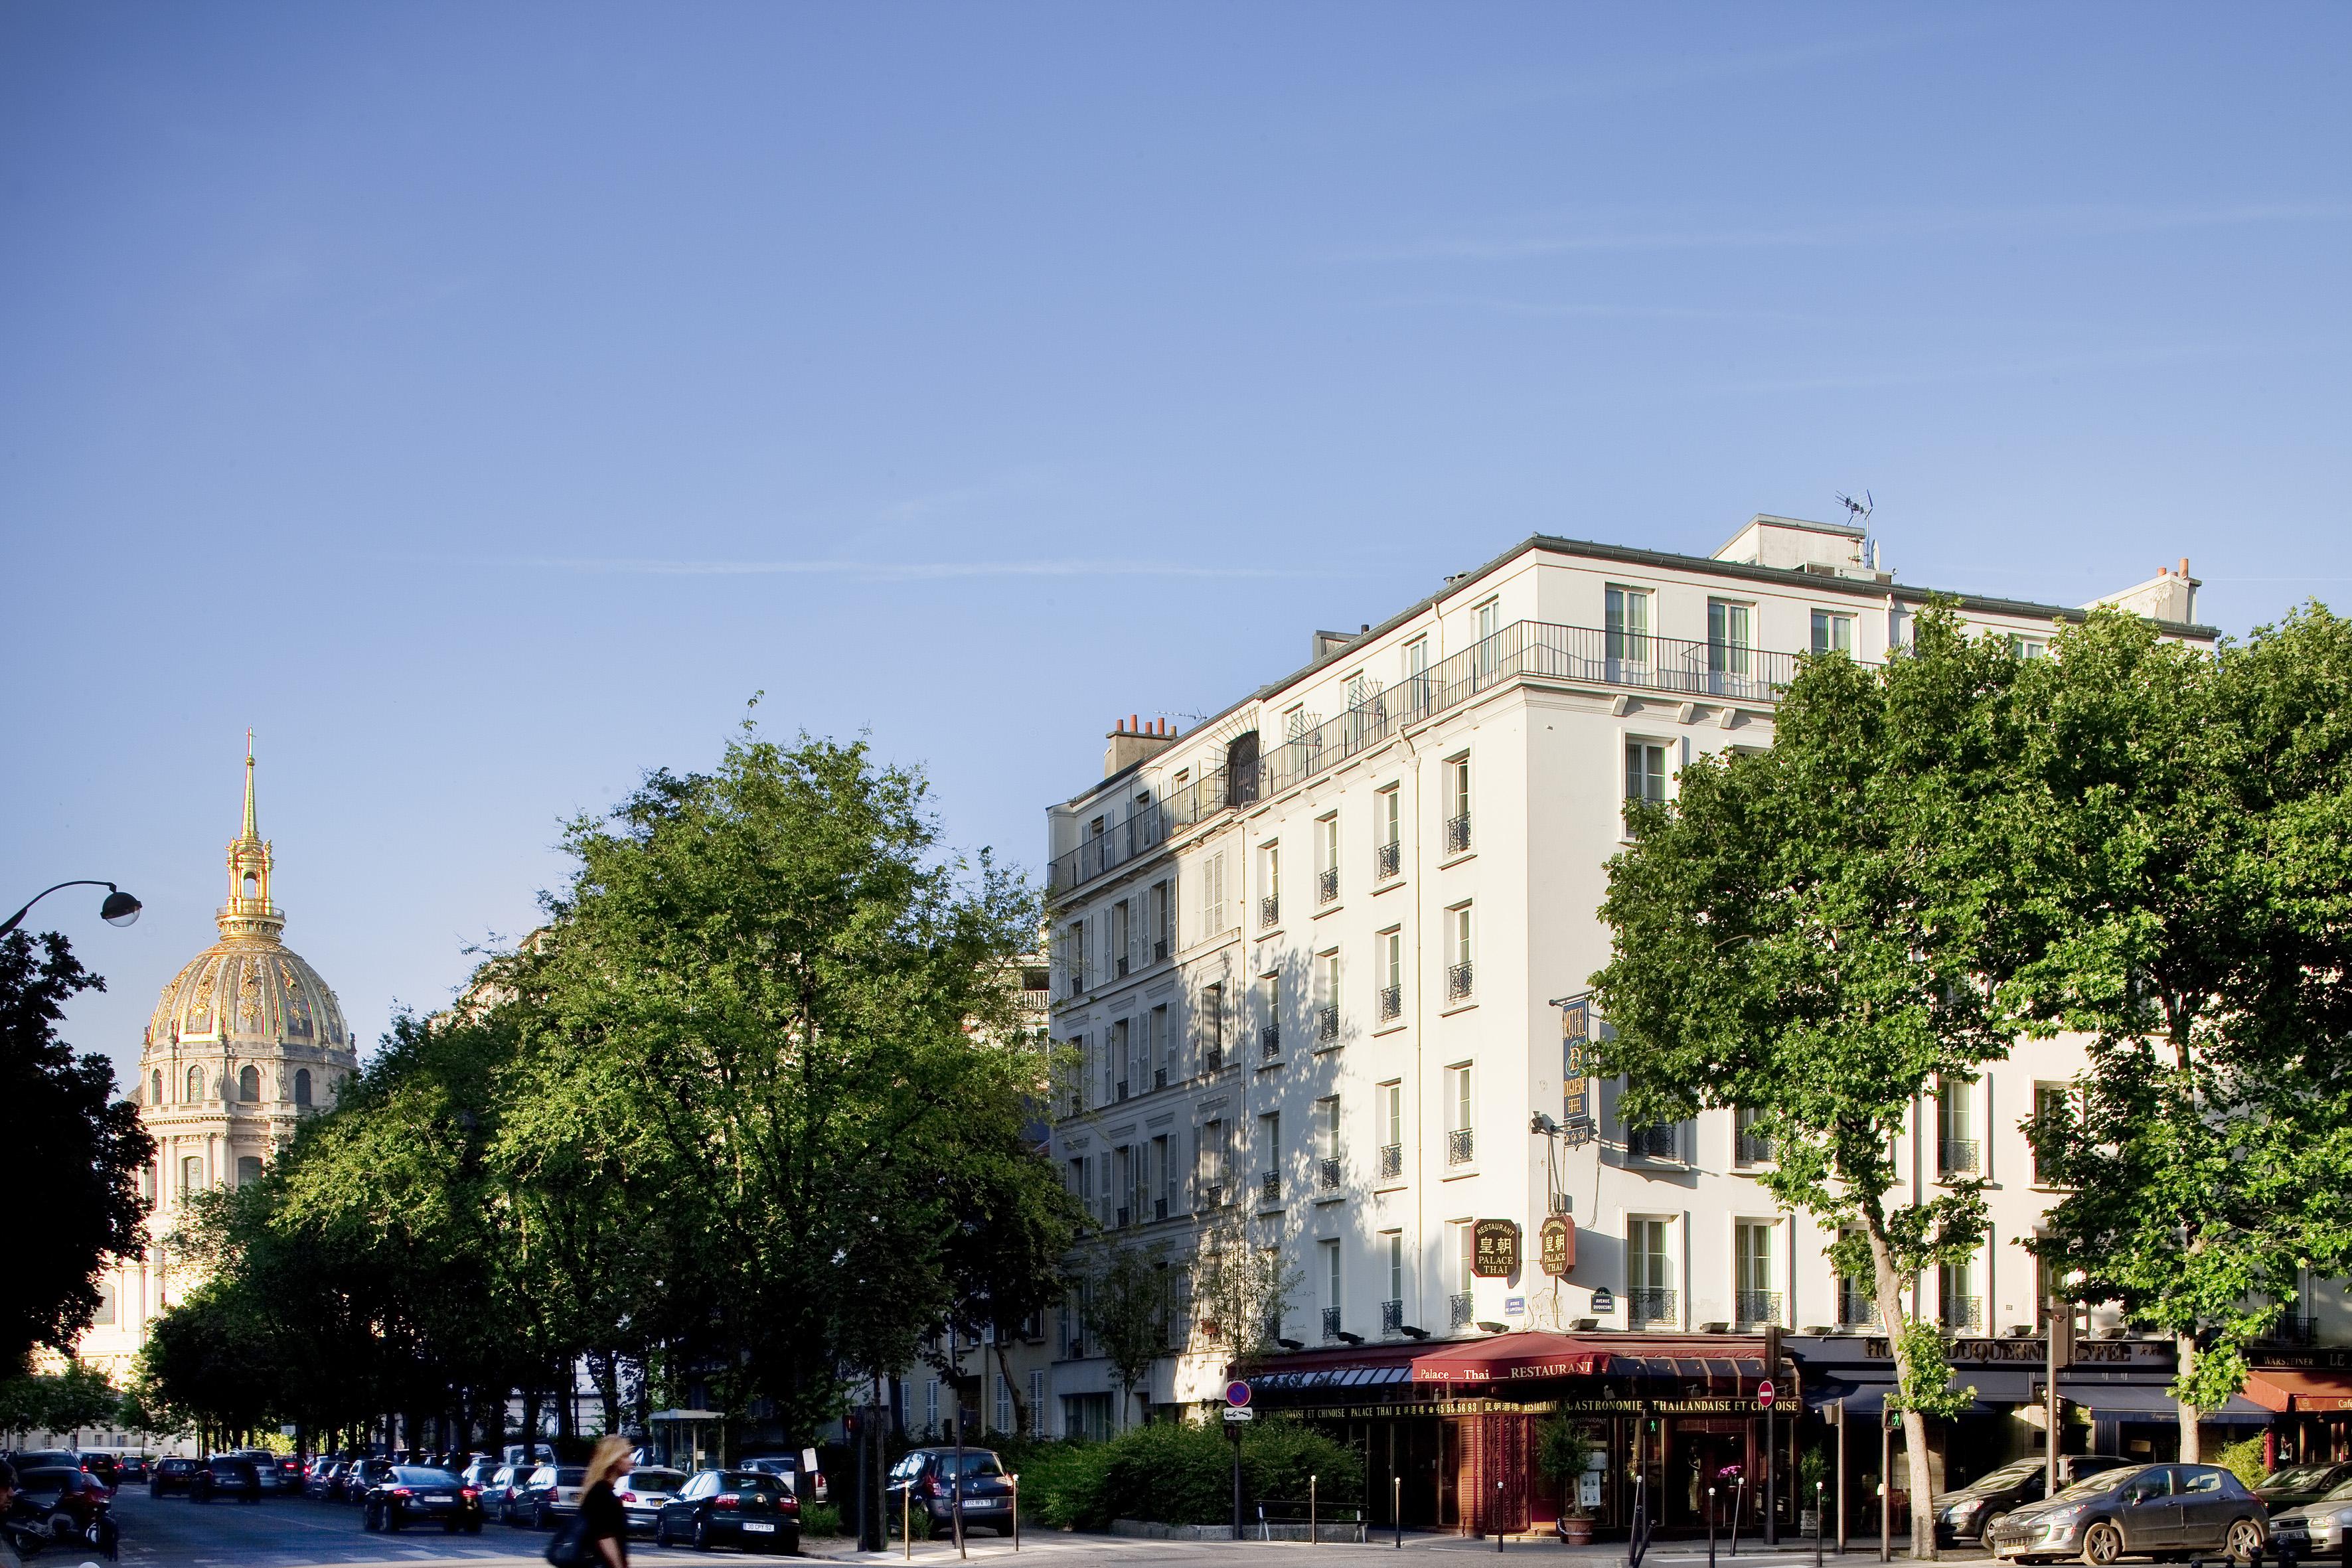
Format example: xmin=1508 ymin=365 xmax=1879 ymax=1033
xmin=807 ymin=1529 xmax=1985 ymax=1566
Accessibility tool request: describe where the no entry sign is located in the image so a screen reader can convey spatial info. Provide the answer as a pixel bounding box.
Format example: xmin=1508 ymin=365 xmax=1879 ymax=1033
xmin=1757 ymin=1379 xmax=1776 ymax=1409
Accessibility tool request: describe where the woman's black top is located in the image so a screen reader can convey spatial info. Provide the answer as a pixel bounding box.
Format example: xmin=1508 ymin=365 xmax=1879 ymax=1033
xmin=578 ymin=1479 xmax=628 ymax=1563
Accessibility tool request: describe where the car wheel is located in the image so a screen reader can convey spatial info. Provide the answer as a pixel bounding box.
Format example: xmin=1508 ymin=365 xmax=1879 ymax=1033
xmin=694 ymin=1516 xmax=712 ymax=1551
xmin=364 ymin=1502 xmax=384 ymax=1532
xmin=2225 ymin=1519 xmax=2263 ymax=1563
xmin=655 ymin=1517 xmax=672 ymax=1547
xmin=1984 ymin=1513 xmax=2010 ymax=1545
xmin=537 ymin=1504 xmax=554 ymax=1529
xmin=2080 ymin=1520 xmax=2124 ymax=1566
xmin=466 ymin=1519 xmax=483 ymax=1534
xmin=781 ymin=1529 xmax=802 ymax=1556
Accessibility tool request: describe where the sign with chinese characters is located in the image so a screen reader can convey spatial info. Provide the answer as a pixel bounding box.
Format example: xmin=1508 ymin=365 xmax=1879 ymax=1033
xmin=1472 ymin=1219 xmax=1521 ymax=1278
xmin=1539 ymin=1215 xmax=1575 ymax=1276
xmin=1561 ymin=998 xmax=1595 ymax=1136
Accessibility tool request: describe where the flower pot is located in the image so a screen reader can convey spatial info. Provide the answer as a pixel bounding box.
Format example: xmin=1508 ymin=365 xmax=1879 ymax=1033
xmin=1800 ymin=1510 xmax=1820 ymax=1537
xmin=1561 ymin=1516 xmax=1594 ymax=1545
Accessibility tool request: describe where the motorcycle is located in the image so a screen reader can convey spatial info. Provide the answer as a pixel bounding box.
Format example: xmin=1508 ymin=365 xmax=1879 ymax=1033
xmin=2 ymin=1492 xmax=119 ymax=1560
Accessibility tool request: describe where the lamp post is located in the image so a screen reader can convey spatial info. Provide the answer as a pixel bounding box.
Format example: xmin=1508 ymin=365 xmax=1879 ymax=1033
xmin=0 ymin=881 xmax=141 ymax=937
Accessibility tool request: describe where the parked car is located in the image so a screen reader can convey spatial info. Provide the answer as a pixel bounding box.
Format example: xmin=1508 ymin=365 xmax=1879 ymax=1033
xmin=114 ymin=1454 xmax=151 ymax=1484
xmin=615 ymin=1467 xmax=689 ymax=1535
xmin=515 ymin=1462 xmax=588 ymax=1528
xmin=13 ymin=1466 xmax=113 ymax=1541
xmin=304 ymin=1460 xmax=345 ymax=1500
xmin=653 ymin=1468 xmax=799 ymax=1553
xmin=2256 ymin=1462 xmax=2352 ymax=1511
xmin=359 ymin=1464 xmax=485 ymax=1534
xmin=886 ymin=1447 xmax=1015 ymax=1537
xmin=2265 ymin=1476 xmax=2352 ymax=1557
xmin=742 ymin=1454 xmax=830 ymax=1503
xmin=76 ymin=1453 xmax=121 ymax=1488
xmin=1988 ymin=1462 xmax=2266 ymax=1564
xmin=191 ymin=1456 xmax=264 ymax=1504
xmin=1935 ymin=1455 xmax=2130 ymax=1544
xmin=343 ymin=1456 xmax=396 ymax=1501
xmin=151 ymin=1456 xmax=202 ymax=1496
xmin=6 ymin=1451 xmax=80 ymax=1473
xmin=484 ymin=1464 xmax=536 ymax=1524
xmin=227 ymin=1448 xmax=293 ymax=1492
xmin=459 ymin=1457 xmax=503 ymax=1493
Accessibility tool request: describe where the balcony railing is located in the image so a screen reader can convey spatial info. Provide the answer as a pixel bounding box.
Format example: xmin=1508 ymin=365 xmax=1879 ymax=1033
xmin=1447 ymin=1127 xmax=1474 ymax=1166
xmin=1116 ymin=953 xmax=1129 ymax=979
xmin=1115 ymin=1079 xmax=1129 ymax=1103
xmin=1154 ymin=938 xmax=1168 ymax=963
xmin=1447 ymin=961 xmax=1474 ymax=1001
xmin=1200 ymin=1183 xmax=1224 ymax=1210
xmin=1377 ymin=984 xmax=1401 ymax=1022
xmin=1444 ymin=813 xmax=1472 ymax=854
xmin=1260 ymin=894 xmax=1281 ymax=929
xmin=1449 ymin=1292 xmax=1474 ymax=1329
xmin=1382 ymin=1298 xmax=1404 ymax=1336
xmin=1628 ymin=1125 xmax=1679 ymax=1161
xmin=1940 ymin=1295 xmax=1985 ymax=1332
xmin=1020 ymin=988 xmax=1052 ymax=1015
xmin=1735 ymin=1131 xmax=1774 ymax=1166
xmin=1315 ymin=1005 xmax=1339 ymax=1043
xmin=1839 ymin=1290 xmax=1876 ymax=1328
xmin=1259 ymin=1170 xmax=1281 ymax=1206
xmin=1203 ymin=1042 xmax=1224 ymax=1073
xmin=1260 ymin=1023 xmax=1281 ymax=1061
xmin=1316 ymin=1156 xmax=1341 ymax=1192
xmin=1374 ymin=839 xmax=1401 ymax=880
xmin=1154 ymin=1196 xmax=1168 ymax=1221
xmin=1115 ymin=1206 xmax=1130 ymax=1228
xmin=1052 ymin=621 xmax=1813 ymax=900
xmin=1322 ymin=1306 xmax=1342 ymax=1342
xmin=1938 ymin=1138 xmax=1981 ymax=1176
xmin=2263 ymin=1316 xmax=2319 ymax=1346
xmin=1067 ymin=969 xmax=1087 ymax=997
xmin=1629 ymin=1287 xmax=1678 ymax=1327
xmin=1379 ymin=1143 xmax=1403 ymax=1180
xmin=1737 ymin=1290 xmax=1783 ymax=1328
xmin=1317 ymin=866 xmax=1338 ymax=904
xmin=1154 ymin=1065 xmax=1168 ymax=1090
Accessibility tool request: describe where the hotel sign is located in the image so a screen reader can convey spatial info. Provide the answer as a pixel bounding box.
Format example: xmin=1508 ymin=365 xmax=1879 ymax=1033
xmin=1561 ymin=998 xmax=1595 ymax=1135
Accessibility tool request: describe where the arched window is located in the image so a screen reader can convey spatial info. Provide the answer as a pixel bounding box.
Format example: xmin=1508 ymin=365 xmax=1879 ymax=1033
xmin=236 ymin=1156 xmax=262 ymax=1186
xmin=294 ymin=1069 xmax=312 ymax=1107
xmin=151 ymin=1069 xmax=163 ymax=1105
xmin=238 ymin=1065 xmax=260 ymax=1102
xmin=179 ymin=1154 xmax=203 ymax=1196
xmin=187 ymin=1066 xmax=205 ymax=1101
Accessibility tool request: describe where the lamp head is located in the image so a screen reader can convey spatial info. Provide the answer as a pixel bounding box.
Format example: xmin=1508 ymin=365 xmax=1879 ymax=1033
xmin=100 ymin=887 xmax=141 ymax=927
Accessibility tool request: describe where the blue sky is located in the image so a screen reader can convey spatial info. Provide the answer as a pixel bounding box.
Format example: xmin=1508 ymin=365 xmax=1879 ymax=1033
xmin=5 ymin=4 xmax=2347 ymax=1086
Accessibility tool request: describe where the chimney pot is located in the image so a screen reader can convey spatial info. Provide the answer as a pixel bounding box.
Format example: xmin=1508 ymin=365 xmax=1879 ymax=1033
xmin=2179 ymin=556 xmax=2191 ymax=579
xmin=1130 ymin=714 xmax=1139 ymax=734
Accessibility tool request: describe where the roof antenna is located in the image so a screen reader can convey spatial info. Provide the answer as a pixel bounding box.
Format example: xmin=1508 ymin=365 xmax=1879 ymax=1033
xmin=1834 ymin=489 xmax=1873 ymax=528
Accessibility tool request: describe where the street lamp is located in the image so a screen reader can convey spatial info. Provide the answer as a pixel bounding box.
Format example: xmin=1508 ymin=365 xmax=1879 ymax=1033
xmin=0 ymin=880 xmax=142 ymax=937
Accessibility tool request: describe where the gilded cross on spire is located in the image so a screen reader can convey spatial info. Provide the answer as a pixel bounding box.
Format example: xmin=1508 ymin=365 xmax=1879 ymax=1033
xmin=220 ymin=732 xmax=282 ymax=941
xmin=242 ymin=728 xmax=258 ymax=840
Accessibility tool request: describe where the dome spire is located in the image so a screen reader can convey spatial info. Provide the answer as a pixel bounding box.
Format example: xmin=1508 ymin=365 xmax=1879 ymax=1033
xmin=219 ymin=732 xmax=282 ymax=942
xmin=242 ymin=727 xmax=258 ymax=839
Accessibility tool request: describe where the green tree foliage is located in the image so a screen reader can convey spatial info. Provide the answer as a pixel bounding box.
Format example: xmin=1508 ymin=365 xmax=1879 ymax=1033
xmin=1022 ymin=1419 xmax=1362 ymax=1529
xmin=2010 ymin=607 xmax=2352 ymax=1457
xmin=0 ymin=930 xmax=155 ymax=1365
xmin=1081 ymin=1245 xmax=1170 ymax=1430
xmin=1589 ymin=607 xmax=2031 ymax=1559
xmin=1187 ymin=1208 xmax=1300 ymax=1376
xmin=0 ymin=1360 xmax=120 ymax=1442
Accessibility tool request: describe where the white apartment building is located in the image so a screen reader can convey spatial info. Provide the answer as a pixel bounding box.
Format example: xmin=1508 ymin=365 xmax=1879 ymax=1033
xmin=1038 ymin=519 xmax=2351 ymax=1527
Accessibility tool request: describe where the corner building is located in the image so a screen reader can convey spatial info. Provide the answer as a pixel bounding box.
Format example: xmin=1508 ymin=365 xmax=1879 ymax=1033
xmin=1041 ymin=520 xmax=2352 ymax=1533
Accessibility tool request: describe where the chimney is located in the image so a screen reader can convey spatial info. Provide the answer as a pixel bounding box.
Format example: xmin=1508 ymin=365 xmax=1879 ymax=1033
xmin=1103 ymin=716 xmax=1178 ymax=778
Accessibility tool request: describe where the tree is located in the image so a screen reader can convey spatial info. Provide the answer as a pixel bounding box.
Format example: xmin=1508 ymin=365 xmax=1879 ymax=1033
xmin=1082 ymin=1245 xmax=1170 ymax=1429
xmin=0 ymin=929 xmax=155 ymax=1366
xmin=1188 ymin=1208 xmax=1300 ymax=1377
xmin=1589 ymin=607 xmax=2031 ymax=1561
xmin=0 ymin=1360 xmax=119 ymax=1444
xmin=2011 ymin=607 xmax=2352 ymax=1459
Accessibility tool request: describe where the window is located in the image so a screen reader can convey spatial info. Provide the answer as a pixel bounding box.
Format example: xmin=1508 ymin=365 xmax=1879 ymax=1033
xmin=2033 ymin=1081 xmax=2071 ymax=1185
xmin=238 ymin=1064 xmax=261 ymax=1102
xmin=1320 ymin=1239 xmax=1344 ymax=1340
xmin=1449 ymin=1221 xmax=1476 ymax=1326
xmin=1197 ymin=852 xmax=1229 ymax=943
xmin=1736 ymin=1219 xmax=1780 ymax=1326
xmin=1258 ymin=1112 xmax=1281 ymax=1204
xmin=1316 ymin=814 xmax=1339 ymax=903
xmin=187 ymin=1066 xmax=204 ymax=1101
xmin=1259 ymin=842 xmax=1281 ymax=927
xmin=1940 ymin=1251 xmax=1982 ymax=1331
xmin=1111 ymin=1018 xmax=1131 ymax=1101
xmin=926 ymin=1379 xmax=941 ymax=1434
xmin=94 ymin=1281 xmax=117 ymax=1327
xmin=1200 ymin=982 xmax=1225 ymax=1071
xmin=1838 ymin=1227 xmax=1875 ymax=1327
xmin=1315 ymin=1096 xmax=1340 ymax=1192
xmin=1444 ymin=757 xmax=1471 ymax=852
xmin=180 ymin=1154 xmax=202 ymax=1194
xmin=1064 ymin=919 xmax=1086 ymax=994
xmin=1150 ymin=881 xmax=1170 ymax=962
xmin=1606 ymin=585 xmax=1652 ymax=664
xmin=1733 ymin=1105 xmax=1772 ymax=1166
xmin=1374 ymin=786 xmax=1401 ymax=880
xmin=1626 ymin=740 xmax=1668 ymax=809
xmin=150 ymin=1069 xmax=163 ymax=1105
xmin=1476 ymin=599 xmax=1500 ymax=643
xmin=295 ymin=1067 xmax=312 ymax=1107
xmin=1383 ymin=1231 xmax=1405 ymax=1332
xmin=1198 ymin=1120 xmax=1227 ymax=1205
xmin=2015 ymin=636 xmax=2050 ymax=661
xmin=1259 ymin=973 xmax=1281 ymax=1059
xmin=1111 ymin=900 xmax=1131 ymax=978
xmin=1811 ymin=609 xmax=1855 ymax=655
xmin=1628 ymin=1218 xmax=1676 ymax=1326
xmin=1379 ymin=1081 xmax=1404 ymax=1180
xmin=1316 ymin=950 xmax=1340 ymax=1042
xmin=237 ymin=1155 xmax=262 ymax=1186
xmin=1707 ymin=599 xmax=1755 ymax=679
xmin=1151 ymin=1004 xmax=1170 ymax=1087
xmin=1028 ymin=1372 xmax=1046 ymax=1437
xmin=1150 ymin=1134 xmax=1172 ymax=1220
xmin=1938 ymin=1077 xmax=1980 ymax=1176
xmin=1447 ymin=905 xmax=1473 ymax=1000
xmin=1378 ymin=929 xmax=1403 ymax=1021
xmin=1447 ymin=1063 xmax=1474 ymax=1164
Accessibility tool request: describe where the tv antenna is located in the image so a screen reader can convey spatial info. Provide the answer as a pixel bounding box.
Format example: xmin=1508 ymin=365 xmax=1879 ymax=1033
xmin=1834 ymin=490 xmax=1874 ymax=528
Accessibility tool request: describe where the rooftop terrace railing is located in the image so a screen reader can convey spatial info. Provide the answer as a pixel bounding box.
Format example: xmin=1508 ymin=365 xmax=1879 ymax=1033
xmin=1050 ymin=619 xmax=1807 ymax=897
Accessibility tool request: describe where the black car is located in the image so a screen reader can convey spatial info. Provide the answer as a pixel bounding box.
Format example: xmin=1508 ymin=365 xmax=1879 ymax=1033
xmin=886 ymin=1447 xmax=1015 ymax=1537
xmin=342 ymin=1456 xmax=396 ymax=1502
xmin=304 ymin=1460 xmax=345 ymax=1500
xmin=360 ymin=1464 xmax=486 ymax=1533
xmin=653 ymin=1469 xmax=801 ymax=1553
xmin=1988 ymin=1461 xmax=2268 ymax=1565
xmin=1935 ymin=1455 xmax=2130 ymax=1543
xmin=114 ymin=1455 xmax=151 ymax=1484
xmin=150 ymin=1456 xmax=202 ymax=1496
xmin=2256 ymin=1461 xmax=2352 ymax=1511
xmin=192 ymin=1456 xmax=264 ymax=1503
xmin=77 ymin=1453 xmax=121 ymax=1488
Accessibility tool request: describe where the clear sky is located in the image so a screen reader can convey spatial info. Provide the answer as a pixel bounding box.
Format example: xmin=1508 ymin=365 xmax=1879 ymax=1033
xmin=5 ymin=5 xmax=2347 ymax=1089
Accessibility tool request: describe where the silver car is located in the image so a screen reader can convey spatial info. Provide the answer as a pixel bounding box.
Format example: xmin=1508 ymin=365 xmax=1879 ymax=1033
xmin=1989 ymin=1462 xmax=2267 ymax=1565
xmin=2266 ymin=1476 xmax=2352 ymax=1557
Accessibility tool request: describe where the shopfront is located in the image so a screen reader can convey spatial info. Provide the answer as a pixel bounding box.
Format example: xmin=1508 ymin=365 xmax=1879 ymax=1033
xmin=2245 ymin=1352 xmax=2352 ymax=1466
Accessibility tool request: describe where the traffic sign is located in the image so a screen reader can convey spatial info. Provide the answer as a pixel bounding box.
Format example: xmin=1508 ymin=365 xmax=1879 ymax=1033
xmin=1757 ymin=1379 xmax=1776 ymax=1409
xmin=1225 ymin=1380 xmax=1251 ymax=1408
xmin=1223 ymin=1407 xmax=1255 ymax=1423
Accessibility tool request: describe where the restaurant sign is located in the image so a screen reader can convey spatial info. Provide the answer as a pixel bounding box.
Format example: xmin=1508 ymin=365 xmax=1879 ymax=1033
xmin=1861 ymin=1336 xmax=2168 ymax=1367
xmin=1284 ymin=1395 xmax=1768 ymax=1421
xmin=1539 ymin=1215 xmax=1575 ymax=1276
xmin=1472 ymin=1219 xmax=1521 ymax=1278
xmin=1561 ymin=998 xmax=1595 ymax=1137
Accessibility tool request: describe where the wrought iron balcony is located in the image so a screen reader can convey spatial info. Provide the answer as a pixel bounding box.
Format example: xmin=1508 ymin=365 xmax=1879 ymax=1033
xmin=1048 ymin=766 xmax=1233 ymax=896
xmin=1446 ymin=960 xmax=1474 ymax=1002
xmin=1735 ymin=1131 xmax=1774 ymax=1166
xmin=1938 ymin=1138 xmax=1981 ymax=1176
xmin=1627 ymin=1125 xmax=1678 ymax=1161
xmin=1115 ymin=1206 xmax=1130 ymax=1229
xmin=1377 ymin=984 xmax=1401 ymax=1022
xmin=1116 ymin=954 xmax=1129 ymax=979
xmin=1628 ymin=1287 xmax=1679 ymax=1327
xmin=1203 ymin=1043 xmax=1224 ymax=1073
xmin=1154 ymin=1065 xmax=1168 ymax=1090
xmin=1154 ymin=938 xmax=1168 ymax=963
xmin=1259 ymin=1170 xmax=1281 ymax=1206
xmin=1154 ymin=1196 xmax=1168 ymax=1221
xmin=1737 ymin=1290 xmax=1783 ymax=1328
xmin=1115 ymin=1079 xmax=1129 ymax=1103
xmin=2263 ymin=1316 xmax=2319 ymax=1346
xmin=1259 ymin=894 xmax=1281 ymax=929
xmin=1449 ymin=1292 xmax=1473 ymax=1329
xmin=1379 ymin=1143 xmax=1403 ymax=1180
xmin=1321 ymin=1306 xmax=1342 ymax=1342
xmin=1447 ymin=1127 xmax=1474 ymax=1166
xmin=1316 ymin=1156 xmax=1341 ymax=1192
xmin=1839 ymin=1291 xmax=1876 ymax=1328
xmin=1317 ymin=866 xmax=1338 ymax=904
xmin=1260 ymin=1023 xmax=1281 ymax=1060
xmin=1315 ymin=1004 xmax=1339 ymax=1043
xmin=1940 ymin=1295 xmax=1985 ymax=1332
xmin=1200 ymin=1183 xmax=1223 ymax=1211
xmin=1374 ymin=839 xmax=1401 ymax=880
xmin=1381 ymin=1298 xmax=1403 ymax=1336
xmin=1444 ymin=813 xmax=1472 ymax=854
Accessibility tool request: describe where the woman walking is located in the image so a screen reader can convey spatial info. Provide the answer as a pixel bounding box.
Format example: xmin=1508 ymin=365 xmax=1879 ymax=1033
xmin=577 ymin=1435 xmax=635 ymax=1567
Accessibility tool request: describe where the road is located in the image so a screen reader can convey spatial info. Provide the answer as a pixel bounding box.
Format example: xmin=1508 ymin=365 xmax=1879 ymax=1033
xmin=94 ymin=1486 xmax=1981 ymax=1568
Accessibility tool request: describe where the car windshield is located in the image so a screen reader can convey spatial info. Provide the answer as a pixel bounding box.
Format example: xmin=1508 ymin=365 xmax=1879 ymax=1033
xmin=2265 ymin=1467 xmax=2335 ymax=1490
xmin=2317 ymin=1478 xmax=2352 ymax=1505
xmin=631 ymin=1470 xmax=686 ymax=1492
xmin=726 ymin=1474 xmax=785 ymax=1497
xmin=1972 ymin=1462 xmax=2047 ymax=1490
xmin=393 ymin=1467 xmax=461 ymax=1486
xmin=18 ymin=1471 xmax=74 ymax=1496
xmin=556 ymin=1467 xmax=587 ymax=1486
xmin=2057 ymin=1468 xmax=2140 ymax=1498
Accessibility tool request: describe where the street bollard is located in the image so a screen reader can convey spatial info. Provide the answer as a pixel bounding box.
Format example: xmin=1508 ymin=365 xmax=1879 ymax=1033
xmin=1010 ymin=1474 xmax=1020 ymax=1552
xmin=1709 ymin=1486 xmax=1719 ymax=1568
xmin=1312 ymin=1474 xmax=1318 ymax=1546
xmin=1814 ymin=1483 xmax=1824 ymax=1568
xmin=903 ymin=1483 xmax=912 ymax=1561
xmin=1497 ymin=1478 xmax=1506 ymax=1553
xmin=1395 ymin=1476 xmax=1403 ymax=1549
xmin=1731 ymin=1477 xmax=1745 ymax=1558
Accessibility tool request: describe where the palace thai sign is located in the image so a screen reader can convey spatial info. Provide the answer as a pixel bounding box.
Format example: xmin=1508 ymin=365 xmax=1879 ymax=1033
xmin=1539 ymin=1215 xmax=1575 ymax=1276
xmin=1472 ymin=1219 xmax=1521 ymax=1277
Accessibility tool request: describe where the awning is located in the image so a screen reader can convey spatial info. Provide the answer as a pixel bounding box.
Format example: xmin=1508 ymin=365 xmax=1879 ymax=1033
xmin=1412 ymin=1332 xmax=1608 ymax=1385
xmin=2068 ymin=1385 xmax=2272 ymax=1424
xmin=2244 ymin=1369 xmax=2352 ymax=1415
xmin=1249 ymin=1364 xmax=1413 ymax=1393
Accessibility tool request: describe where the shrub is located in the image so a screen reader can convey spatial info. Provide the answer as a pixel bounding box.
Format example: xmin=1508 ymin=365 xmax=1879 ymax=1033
xmin=1012 ymin=1416 xmax=1365 ymax=1529
xmin=800 ymin=1502 xmax=844 ymax=1538
xmin=2214 ymin=1435 xmax=2267 ymax=1491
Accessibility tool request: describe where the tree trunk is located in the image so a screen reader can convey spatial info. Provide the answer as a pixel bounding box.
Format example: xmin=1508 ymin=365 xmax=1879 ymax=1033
xmin=1867 ymin=1219 xmax=1939 ymax=1561
xmin=2176 ymin=1332 xmax=2201 ymax=1462
xmin=993 ymin=1342 xmax=1027 ymax=1439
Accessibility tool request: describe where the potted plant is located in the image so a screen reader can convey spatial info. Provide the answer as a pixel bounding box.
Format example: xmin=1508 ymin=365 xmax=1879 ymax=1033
xmin=1539 ymin=1417 xmax=1597 ymax=1545
xmin=1798 ymin=1448 xmax=1829 ymax=1537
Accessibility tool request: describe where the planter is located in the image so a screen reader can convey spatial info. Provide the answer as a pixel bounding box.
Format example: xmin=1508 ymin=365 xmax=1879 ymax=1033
xmin=1561 ymin=1516 xmax=1594 ymax=1545
xmin=1800 ymin=1510 xmax=1821 ymax=1537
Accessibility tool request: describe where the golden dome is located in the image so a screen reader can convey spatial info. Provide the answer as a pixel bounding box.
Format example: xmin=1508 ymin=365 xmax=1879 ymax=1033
xmin=139 ymin=739 xmax=356 ymax=1089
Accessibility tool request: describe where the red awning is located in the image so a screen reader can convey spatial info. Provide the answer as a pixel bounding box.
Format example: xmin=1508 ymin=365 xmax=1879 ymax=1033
xmin=1411 ymin=1332 xmax=1608 ymax=1385
xmin=2244 ymin=1369 xmax=2352 ymax=1414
